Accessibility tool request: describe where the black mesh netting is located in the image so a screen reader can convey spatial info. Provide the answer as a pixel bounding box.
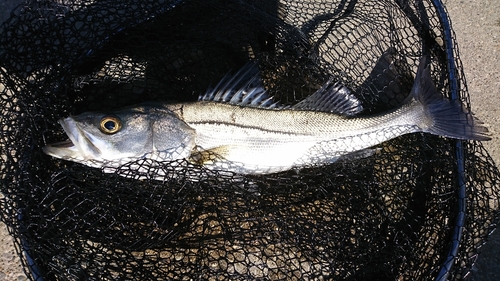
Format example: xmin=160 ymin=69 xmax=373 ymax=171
xmin=1 ymin=0 xmax=499 ymax=280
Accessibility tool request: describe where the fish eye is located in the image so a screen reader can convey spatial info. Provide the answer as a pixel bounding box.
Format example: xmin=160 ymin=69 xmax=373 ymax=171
xmin=99 ymin=116 xmax=122 ymax=134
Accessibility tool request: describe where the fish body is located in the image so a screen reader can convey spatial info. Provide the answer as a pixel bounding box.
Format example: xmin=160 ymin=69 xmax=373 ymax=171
xmin=169 ymin=99 xmax=422 ymax=174
xmin=43 ymin=57 xmax=490 ymax=175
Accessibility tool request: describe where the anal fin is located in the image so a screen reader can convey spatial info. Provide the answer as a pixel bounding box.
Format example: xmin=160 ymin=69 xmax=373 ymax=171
xmin=336 ymin=148 xmax=380 ymax=162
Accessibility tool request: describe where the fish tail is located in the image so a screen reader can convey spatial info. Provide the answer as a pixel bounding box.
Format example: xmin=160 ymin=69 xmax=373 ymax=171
xmin=412 ymin=56 xmax=490 ymax=141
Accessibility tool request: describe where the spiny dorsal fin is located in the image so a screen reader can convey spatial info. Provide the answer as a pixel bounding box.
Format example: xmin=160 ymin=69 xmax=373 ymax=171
xmin=292 ymin=79 xmax=363 ymax=116
xmin=199 ymin=62 xmax=283 ymax=109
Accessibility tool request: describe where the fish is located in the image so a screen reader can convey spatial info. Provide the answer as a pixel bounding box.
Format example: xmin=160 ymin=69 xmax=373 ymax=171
xmin=43 ymin=56 xmax=490 ymax=176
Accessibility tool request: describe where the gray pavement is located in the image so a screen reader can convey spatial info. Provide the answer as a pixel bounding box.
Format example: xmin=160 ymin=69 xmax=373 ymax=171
xmin=1 ymin=0 xmax=499 ymax=280
xmin=448 ymin=0 xmax=500 ymax=280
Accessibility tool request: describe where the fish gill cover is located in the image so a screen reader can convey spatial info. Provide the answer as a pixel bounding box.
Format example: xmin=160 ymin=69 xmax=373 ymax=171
xmin=0 ymin=0 xmax=499 ymax=280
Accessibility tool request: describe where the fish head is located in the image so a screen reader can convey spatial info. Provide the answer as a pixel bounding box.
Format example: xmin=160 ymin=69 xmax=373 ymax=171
xmin=43 ymin=104 xmax=196 ymax=165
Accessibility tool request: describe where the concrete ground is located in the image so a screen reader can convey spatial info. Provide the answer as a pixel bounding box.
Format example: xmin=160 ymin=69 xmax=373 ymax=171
xmin=0 ymin=0 xmax=499 ymax=280
xmin=449 ymin=0 xmax=500 ymax=280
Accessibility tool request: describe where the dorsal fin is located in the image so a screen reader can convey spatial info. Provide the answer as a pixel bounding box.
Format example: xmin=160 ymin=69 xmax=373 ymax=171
xmin=199 ymin=62 xmax=283 ymax=109
xmin=292 ymin=79 xmax=363 ymax=116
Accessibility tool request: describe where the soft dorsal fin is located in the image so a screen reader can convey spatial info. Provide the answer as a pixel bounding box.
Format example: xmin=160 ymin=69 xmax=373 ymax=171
xmin=292 ymin=79 xmax=363 ymax=116
xmin=199 ymin=62 xmax=283 ymax=109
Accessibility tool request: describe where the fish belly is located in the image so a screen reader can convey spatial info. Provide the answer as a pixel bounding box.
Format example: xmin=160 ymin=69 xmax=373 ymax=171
xmin=191 ymin=123 xmax=319 ymax=174
xmin=190 ymin=119 xmax=421 ymax=174
xmin=295 ymin=124 xmax=420 ymax=166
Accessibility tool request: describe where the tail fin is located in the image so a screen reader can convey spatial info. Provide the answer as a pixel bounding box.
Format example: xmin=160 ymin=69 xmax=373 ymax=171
xmin=412 ymin=56 xmax=490 ymax=141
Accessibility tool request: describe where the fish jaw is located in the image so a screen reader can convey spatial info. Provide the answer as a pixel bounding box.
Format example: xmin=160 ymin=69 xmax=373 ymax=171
xmin=43 ymin=117 xmax=102 ymax=161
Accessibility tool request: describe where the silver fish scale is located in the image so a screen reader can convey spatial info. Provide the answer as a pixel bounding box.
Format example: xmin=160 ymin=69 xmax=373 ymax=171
xmin=294 ymin=124 xmax=421 ymax=166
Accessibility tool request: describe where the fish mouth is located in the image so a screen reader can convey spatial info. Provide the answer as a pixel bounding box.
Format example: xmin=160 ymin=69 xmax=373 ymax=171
xmin=43 ymin=118 xmax=101 ymax=160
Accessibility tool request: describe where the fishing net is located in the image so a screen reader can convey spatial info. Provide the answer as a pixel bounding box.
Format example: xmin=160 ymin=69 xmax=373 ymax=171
xmin=1 ymin=0 xmax=499 ymax=280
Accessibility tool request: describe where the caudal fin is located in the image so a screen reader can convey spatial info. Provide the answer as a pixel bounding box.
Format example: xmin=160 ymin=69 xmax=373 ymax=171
xmin=412 ymin=56 xmax=490 ymax=141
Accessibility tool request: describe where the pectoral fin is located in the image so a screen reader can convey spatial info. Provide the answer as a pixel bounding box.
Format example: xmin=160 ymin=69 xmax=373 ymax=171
xmin=188 ymin=146 xmax=232 ymax=166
